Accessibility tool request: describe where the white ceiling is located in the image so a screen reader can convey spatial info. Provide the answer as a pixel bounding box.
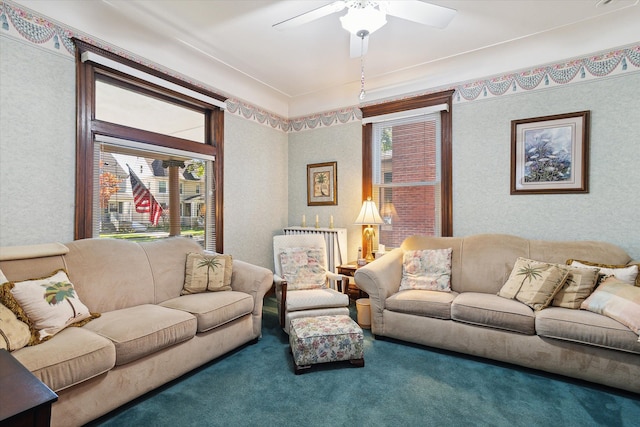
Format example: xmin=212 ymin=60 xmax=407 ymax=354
xmin=12 ymin=0 xmax=640 ymax=117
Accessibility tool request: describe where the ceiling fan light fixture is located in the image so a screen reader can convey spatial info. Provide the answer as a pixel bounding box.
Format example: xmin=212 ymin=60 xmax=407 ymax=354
xmin=339 ymin=6 xmax=387 ymax=35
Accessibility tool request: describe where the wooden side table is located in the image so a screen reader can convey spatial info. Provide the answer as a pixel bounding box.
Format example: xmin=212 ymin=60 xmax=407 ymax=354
xmin=337 ymin=263 xmax=368 ymax=299
xmin=0 ymin=349 xmax=58 ymax=427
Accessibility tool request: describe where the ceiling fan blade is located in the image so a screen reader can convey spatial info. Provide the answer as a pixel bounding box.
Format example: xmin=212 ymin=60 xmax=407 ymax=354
xmin=273 ymin=1 xmax=346 ymax=30
xmin=384 ymin=1 xmax=457 ymax=29
xmin=350 ymin=33 xmax=369 ymax=58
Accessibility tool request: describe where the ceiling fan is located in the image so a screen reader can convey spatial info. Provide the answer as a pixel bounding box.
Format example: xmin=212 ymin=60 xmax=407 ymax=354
xmin=273 ymin=1 xmax=457 ymax=58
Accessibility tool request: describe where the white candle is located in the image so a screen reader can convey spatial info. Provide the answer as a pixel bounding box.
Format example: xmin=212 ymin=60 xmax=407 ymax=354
xmin=378 ymin=244 xmax=385 ymax=253
xmin=302 ymin=214 xmax=306 ymax=227
xmin=330 ymin=215 xmax=334 ymax=228
xmin=315 ymin=215 xmax=319 ymax=228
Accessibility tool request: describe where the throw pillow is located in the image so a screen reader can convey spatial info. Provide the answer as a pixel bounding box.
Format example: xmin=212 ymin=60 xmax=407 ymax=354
xmin=552 ymin=264 xmax=600 ymax=309
xmin=581 ymin=276 xmax=640 ymax=342
xmin=399 ymin=248 xmax=453 ymax=292
xmin=0 ymin=269 xmax=96 ymax=343
xmin=0 ymin=303 xmax=31 ymax=351
xmin=568 ymin=259 xmax=639 ymax=287
xmin=183 ymin=252 xmax=232 ymax=295
xmin=498 ymin=258 xmax=569 ymax=311
xmin=279 ymin=247 xmax=327 ymax=290
xmin=204 ymin=250 xmax=233 ymax=288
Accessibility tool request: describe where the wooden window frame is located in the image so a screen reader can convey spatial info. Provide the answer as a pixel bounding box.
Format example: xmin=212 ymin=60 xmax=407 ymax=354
xmin=361 ymin=90 xmax=454 ymax=237
xmin=74 ymin=39 xmax=226 ymax=251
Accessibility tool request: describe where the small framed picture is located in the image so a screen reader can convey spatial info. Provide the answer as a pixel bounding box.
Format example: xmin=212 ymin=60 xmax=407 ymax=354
xmin=307 ymin=162 xmax=337 ymax=206
xmin=511 ymin=111 xmax=590 ymax=194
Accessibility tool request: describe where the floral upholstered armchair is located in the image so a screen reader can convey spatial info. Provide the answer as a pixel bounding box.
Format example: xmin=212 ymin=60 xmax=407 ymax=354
xmin=273 ymin=234 xmax=350 ymax=333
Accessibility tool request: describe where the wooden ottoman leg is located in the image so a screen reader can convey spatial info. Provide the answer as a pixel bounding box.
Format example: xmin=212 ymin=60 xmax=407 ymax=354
xmin=349 ymin=358 xmax=365 ymax=368
xmin=293 ymin=359 xmax=311 ymax=375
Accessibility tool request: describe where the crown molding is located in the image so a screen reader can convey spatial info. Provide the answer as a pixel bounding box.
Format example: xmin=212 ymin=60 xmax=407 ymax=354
xmin=2 ymin=1 xmax=638 ymax=134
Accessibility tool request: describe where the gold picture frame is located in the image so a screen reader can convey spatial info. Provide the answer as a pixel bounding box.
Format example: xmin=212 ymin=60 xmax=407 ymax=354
xmin=307 ymin=162 xmax=337 ymax=206
xmin=511 ymin=111 xmax=590 ymax=194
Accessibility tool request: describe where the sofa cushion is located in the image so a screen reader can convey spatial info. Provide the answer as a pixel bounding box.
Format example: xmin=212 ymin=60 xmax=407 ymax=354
xmin=138 ymin=237 xmax=205 ymax=303
xmin=279 ymin=247 xmax=327 ymax=290
xmin=286 ymin=288 xmax=348 ymax=312
xmin=535 ymin=307 xmax=640 ymax=355
xmin=204 ymin=251 xmax=233 ymax=288
xmin=581 ymin=276 xmax=640 ymax=341
xmin=1 ymin=269 xmax=98 ymax=344
xmin=0 ymin=302 xmax=31 ymax=351
xmin=63 ymin=239 xmax=156 ymax=312
xmin=452 ymin=292 xmax=535 ymax=335
xmin=551 ymin=264 xmax=600 ymax=309
xmin=160 ymin=291 xmax=253 ymax=333
xmin=83 ymin=304 xmax=197 ymax=365
xmin=498 ymin=258 xmax=568 ymax=311
xmin=399 ymin=248 xmax=452 ymax=292
xmin=569 ymin=260 xmax=639 ymax=287
xmin=182 ymin=252 xmax=232 ymax=294
xmin=386 ymin=290 xmax=458 ymax=319
xmin=12 ymin=326 xmax=116 ymax=392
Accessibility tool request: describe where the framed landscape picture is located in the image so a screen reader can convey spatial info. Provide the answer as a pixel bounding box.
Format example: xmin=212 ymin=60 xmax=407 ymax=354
xmin=307 ymin=161 xmax=337 ymax=206
xmin=511 ymin=111 xmax=590 ymax=194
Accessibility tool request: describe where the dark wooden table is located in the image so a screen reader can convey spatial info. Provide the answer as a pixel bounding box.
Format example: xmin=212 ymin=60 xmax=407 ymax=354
xmin=0 ymin=349 xmax=58 ymax=427
xmin=337 ymin=263 xmax=368 ymax=299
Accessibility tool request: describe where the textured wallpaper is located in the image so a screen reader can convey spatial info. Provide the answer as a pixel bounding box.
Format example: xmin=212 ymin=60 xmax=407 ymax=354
xmin=0 ymin=36 xmax=76 ymax=246
xmin=452 ymin=72 xmax=640 ymax=259
xmin=223 ymin=114 xmax=288 ymax=268
xmin=288 ymin=123 xmax=363 ymax=262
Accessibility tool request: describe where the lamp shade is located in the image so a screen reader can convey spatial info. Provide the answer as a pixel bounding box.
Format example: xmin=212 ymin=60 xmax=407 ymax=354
xmin=340 ymin=7 xmax=387 ymax=35
xmin=354 ymin=197 xmax=384 ymax=225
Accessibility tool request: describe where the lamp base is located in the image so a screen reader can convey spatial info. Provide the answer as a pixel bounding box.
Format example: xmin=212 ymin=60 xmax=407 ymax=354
xmin=363 ymin=226 xmax=375 ymax=263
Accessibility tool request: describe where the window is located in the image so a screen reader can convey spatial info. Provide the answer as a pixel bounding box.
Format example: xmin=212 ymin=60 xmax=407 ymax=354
xmin=75 ymin=40 xmax=226 ymax=251
xmin=361 ymin=91 xmax=453 ymax=251
xmin=98 ymin=145 xmax=210 ymax=238
xmin=372 ymin=114 xmax=441 ymax=247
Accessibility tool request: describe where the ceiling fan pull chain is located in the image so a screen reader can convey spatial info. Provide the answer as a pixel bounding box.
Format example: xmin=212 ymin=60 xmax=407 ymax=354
xmin=359 ymin=32 xmax=367 ymax=100
xmin=360 ymin=59 xmax=366 ymax=100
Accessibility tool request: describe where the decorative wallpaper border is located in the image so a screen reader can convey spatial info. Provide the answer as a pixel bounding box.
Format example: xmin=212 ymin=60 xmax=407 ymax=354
xmin=453 ymin=45 xmax=640 ymax=103
xmin=225 ymin=99 xmax=362 ymax=132
xmin=1 ymin=1 xmax=638 ymax=133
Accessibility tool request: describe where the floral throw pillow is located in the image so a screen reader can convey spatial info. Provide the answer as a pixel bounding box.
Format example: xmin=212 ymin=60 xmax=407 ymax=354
xmin=399 ymin=248 xmax=453 ymax=292
xmin=0 ymin=269 xmax=96 ymax=343
xmin=279 ymin=247 xmax=327 ymax=290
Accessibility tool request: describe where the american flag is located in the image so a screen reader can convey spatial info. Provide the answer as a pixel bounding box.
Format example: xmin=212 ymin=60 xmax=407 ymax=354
xmin=128 ymin=165 xmax=163 ymax=226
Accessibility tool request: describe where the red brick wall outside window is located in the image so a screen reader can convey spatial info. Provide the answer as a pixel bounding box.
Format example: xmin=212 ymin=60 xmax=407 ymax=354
xmin=376 ymin=119 xmax=439 ymax=248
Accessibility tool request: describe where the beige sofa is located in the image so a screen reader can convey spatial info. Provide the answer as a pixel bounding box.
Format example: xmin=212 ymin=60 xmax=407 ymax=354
xmin=354 ymin=234 xmax=640 ymax=394
xmin=0 ymin=237 xmax=273 ymax=427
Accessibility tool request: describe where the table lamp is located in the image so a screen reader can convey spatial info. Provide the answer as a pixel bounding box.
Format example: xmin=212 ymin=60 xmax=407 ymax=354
xmin=354 ymin=197 xmax=384 ymax=262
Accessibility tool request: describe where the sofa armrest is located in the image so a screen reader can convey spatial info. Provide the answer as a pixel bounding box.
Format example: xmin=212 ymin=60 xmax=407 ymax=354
xmin=230 ymin=259 xmax=274 ymax=338
xmin=354 ymin=248 xmax=403 ymax=334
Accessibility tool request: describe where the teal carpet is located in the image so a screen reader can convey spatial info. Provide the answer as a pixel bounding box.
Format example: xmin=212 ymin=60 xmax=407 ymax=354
xmin=89 ymin=297 xmax=639 ymax=426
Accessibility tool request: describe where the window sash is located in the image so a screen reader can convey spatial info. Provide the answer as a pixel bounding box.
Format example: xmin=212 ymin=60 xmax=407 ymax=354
xmin=372 ymin=112 xmax=442 ymax=186
xmin=371 ymin=110 xmax=444 ymax=245
xmin=75 ymin=39 xmax=225 ymax=251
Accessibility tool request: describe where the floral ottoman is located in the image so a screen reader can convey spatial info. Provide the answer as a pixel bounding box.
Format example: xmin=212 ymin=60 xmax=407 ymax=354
xmin=289 ymin=315 xmax=364 ymax=374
